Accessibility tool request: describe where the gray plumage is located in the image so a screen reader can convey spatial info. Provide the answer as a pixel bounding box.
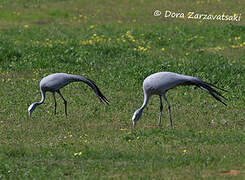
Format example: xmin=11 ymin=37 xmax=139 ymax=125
xmin=132 ymin=72 xmax=227 ymax=128
xmin=28 ymin=73 xmax=109 ymax=116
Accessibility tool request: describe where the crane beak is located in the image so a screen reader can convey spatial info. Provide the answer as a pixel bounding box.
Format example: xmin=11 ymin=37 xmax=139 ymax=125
xmin=132 ymin=121 xmax=136 ymax=128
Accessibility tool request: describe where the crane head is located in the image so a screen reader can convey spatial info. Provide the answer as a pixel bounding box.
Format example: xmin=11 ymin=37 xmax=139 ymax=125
xmin=132 ymin=109 xmax=143 ymax=127
xmin=28 ymin=103 xmax=37 ymax=116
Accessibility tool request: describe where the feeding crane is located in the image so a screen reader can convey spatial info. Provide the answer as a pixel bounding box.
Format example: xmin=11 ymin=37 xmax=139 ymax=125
xmin=132 ymin=72 xmax=227 ymax=128
xmin=28 ymin=73 xmax=109 ymax=116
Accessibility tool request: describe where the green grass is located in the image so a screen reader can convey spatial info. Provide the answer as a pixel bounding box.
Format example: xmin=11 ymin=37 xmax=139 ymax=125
xmin=0 ymin=0 xmax=245 ymax=179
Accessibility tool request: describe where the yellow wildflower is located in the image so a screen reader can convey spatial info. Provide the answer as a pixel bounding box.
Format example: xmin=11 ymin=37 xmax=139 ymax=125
xmin=74 ymin=151 xmax=83 ymax=156
xmin=120 ymin=128 xmax=127 ymax=131
xmin=24 ymin=24 xmax=29 ymax=29
xmin=88 ymin=40 xmax=93 ymax=45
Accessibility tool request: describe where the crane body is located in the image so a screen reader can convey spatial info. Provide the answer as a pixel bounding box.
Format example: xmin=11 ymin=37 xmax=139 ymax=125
xmin=132 ymin=72 xmax=227 ymax=128
xmin=28 ymin=73 xmax=109 ymax=116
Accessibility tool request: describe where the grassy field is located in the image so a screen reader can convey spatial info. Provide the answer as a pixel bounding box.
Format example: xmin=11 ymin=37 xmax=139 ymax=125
xmin=0 ymin=0 xmax=245 ymax=179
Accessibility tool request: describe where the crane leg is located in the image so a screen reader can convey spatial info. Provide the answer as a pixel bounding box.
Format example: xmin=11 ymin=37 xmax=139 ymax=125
xmin=52 ymin=92 xmax=57 ymax=115
xmin=158 ymin=95 xmax=163 ymax=127
xmin=163 ymin=93 xmax=172 ymax=128
xmin=57 ymin=90 xmax=67 ymax=117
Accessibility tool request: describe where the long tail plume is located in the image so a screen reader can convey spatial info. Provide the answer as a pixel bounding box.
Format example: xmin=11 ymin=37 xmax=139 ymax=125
xmin=77 ymin=75 xmax=109 ymax=104
xmin=194 ymin=79 xmax=227 ymax=106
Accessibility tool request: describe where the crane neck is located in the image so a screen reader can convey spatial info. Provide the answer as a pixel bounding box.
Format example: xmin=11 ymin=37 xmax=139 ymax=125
xmin=38 ymin=88 xmax=46 ymax=105
xmin=139 ymin=90 xmax=150 ymax=111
